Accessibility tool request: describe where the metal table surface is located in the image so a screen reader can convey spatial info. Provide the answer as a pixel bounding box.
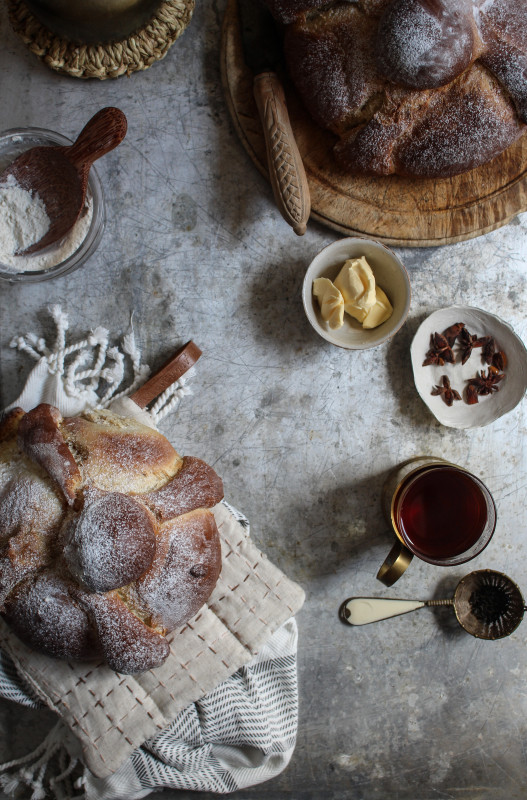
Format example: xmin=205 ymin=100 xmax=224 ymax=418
xmin=0 ymin=3 xmax=526 ymax=799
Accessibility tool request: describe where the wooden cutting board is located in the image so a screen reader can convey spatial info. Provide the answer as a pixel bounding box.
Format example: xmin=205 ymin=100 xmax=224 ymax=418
xmin=220 ymin=0 xmax=527 ymax=247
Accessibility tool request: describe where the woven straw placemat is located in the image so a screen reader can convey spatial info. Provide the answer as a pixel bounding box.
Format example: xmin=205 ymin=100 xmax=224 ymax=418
xmin=6 ymin=0 xmax=194 ymax=79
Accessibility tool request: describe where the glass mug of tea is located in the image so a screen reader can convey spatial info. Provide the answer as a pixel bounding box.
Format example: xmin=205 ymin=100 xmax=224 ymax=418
xmin=377 ymin=457 xmax=497 ymax=586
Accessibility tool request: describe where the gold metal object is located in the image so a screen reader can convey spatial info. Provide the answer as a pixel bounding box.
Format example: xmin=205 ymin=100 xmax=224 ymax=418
xmin=377 ymin=456 xmax=450 ymax=586
xmin=341 ymin=570 xmax=525 ymax=639
xmin=377 ymin=457 xmax=496 ymax=586
xmin=453 ymin=569 xmax=525 ymax=640
xmin=376 ymin=540 xmax=413 ymax=587
xmin=25 ymin=0 xmax=163 ymax=43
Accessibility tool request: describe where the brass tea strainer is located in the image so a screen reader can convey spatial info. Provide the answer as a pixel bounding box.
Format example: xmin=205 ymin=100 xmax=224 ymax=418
xmin=340 ymin=570 xmax=525 ymax=640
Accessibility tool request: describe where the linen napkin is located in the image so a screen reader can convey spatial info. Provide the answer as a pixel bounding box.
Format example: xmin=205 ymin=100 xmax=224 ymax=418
xmin=0 ymin=307 xmax=305 ymax=798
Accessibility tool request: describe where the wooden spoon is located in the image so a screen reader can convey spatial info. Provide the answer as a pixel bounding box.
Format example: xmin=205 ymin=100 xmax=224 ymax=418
xmin=0 ymin=107 xmax=127 ymax=255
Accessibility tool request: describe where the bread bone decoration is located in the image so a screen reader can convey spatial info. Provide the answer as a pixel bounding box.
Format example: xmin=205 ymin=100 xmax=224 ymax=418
xmin=262 ymin=0 xmax=527 ymax=177
xmin=0 ymin=404 xmax=224 ymax=674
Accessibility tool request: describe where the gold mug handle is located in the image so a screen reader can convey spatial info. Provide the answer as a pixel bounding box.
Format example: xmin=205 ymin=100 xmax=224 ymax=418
xmin=376 ymin=540 xmax=413 ymax=586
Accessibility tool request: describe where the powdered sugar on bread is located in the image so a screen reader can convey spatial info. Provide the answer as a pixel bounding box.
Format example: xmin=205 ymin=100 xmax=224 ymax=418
xmin=376 ymin=0 xmax=477 ymax=90
xmin=268 ymin=0 xmax=527 ymax=176
xmin=0 ymin=405 xmax=224 ymax=673
xmin=127 ymin=509 xmax=222 ymax=633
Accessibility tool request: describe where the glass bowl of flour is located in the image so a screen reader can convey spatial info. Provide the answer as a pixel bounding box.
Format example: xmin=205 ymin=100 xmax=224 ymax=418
xmin=0 ymin=128 xmax=104 ymax=282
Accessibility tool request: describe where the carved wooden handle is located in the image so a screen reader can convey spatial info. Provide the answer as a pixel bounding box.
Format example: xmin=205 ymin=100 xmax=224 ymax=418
xmin=66 ymin=107 xmax=128 ymax=171
xmin=130 ymin=341 xmax=202 ymax=409
xmin=253 ymin=72 xmax=311 ymax=236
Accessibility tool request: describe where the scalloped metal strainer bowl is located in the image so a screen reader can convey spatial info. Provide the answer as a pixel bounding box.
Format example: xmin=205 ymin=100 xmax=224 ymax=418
xmin=453 ymin=569 xmax=525 ymax=639
xmin=340 ymin=570 xmax=525 ymax=640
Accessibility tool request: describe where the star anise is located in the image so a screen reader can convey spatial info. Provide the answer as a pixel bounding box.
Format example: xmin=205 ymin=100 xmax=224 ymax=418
xmin=466 ymin=370 xmax=505 ymax=404
xmin=458 ymin=327 xmax=487 ymax=365
xmin=480 ymin=336 xmax=507 ymax=372
xmin=423 ymin=332 xmax=455 ymax=367
xmin=481 ymin=336 xmax=496 ymax=365
xmin=431 ymin=375 xmax=461 ymax=406
xmin=442 ymin=322 xmax=465 ymax=346
xmin=491 ymin=350 xmax=507 ymax=372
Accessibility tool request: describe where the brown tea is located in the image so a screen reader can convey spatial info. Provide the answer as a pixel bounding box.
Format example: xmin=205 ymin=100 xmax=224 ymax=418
xmin=395 ymin=466 xmax=488 ymax=560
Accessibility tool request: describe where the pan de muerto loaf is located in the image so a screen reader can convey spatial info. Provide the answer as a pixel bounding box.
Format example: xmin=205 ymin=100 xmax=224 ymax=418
xmin=0 ymin=404 xmax=224 ymax=674
xmin=262 ymin=0 xmax=527 ymax=177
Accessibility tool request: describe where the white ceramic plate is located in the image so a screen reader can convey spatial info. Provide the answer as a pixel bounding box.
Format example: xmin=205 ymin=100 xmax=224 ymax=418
xmin=411 ymin=306 xmax=527 ymax=429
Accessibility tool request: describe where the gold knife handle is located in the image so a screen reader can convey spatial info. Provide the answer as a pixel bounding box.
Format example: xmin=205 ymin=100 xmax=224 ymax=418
xmin=253 ymin=72 xmax=311 ymax=236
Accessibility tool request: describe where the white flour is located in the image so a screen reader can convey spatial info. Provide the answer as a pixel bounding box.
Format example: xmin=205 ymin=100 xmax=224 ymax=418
xmin=0 ymin=175 xmax=50 ymax=260
xmin=0 ymin=176 xmax=93 ymax=274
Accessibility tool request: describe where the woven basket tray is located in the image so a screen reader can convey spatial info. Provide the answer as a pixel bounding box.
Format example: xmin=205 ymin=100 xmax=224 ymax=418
xmin=7 ymin=0 xmax=194 ymax=79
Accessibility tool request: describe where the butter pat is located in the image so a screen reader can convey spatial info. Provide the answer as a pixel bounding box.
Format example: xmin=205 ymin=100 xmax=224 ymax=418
xmin=311 ymin=256 xmax=394 ymax=333
xmin=313 ymin=277 xmax=344 ymax=329
xmin=362 ymin=285 xmax=393 ymax=329
xmin=334 ymin=257 xmax=376 ymax=322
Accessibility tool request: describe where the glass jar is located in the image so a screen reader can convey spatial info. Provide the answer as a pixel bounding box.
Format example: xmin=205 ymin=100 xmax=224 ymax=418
xmin=0 ymin=127 xmax=105 ymax=283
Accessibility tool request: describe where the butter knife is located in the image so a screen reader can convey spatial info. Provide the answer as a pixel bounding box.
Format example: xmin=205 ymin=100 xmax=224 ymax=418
xmin=239 ymin=0 xmax=311 ymax=235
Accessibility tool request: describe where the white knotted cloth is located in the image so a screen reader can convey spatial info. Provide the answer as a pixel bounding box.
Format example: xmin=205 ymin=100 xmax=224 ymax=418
xmin=0 ymin=307 xmax=304 ymax=800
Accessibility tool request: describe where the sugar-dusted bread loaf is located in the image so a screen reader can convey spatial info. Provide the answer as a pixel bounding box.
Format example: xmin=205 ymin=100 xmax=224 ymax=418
xmin=263 ymin=0 xmax=527 ymax=177
xmin=0 ymin=404 xmax=224 ymax=674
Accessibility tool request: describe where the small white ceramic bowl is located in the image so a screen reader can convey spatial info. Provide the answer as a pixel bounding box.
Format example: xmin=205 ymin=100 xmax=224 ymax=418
xmin=302 ymin=237 xmax=411 ymax=350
